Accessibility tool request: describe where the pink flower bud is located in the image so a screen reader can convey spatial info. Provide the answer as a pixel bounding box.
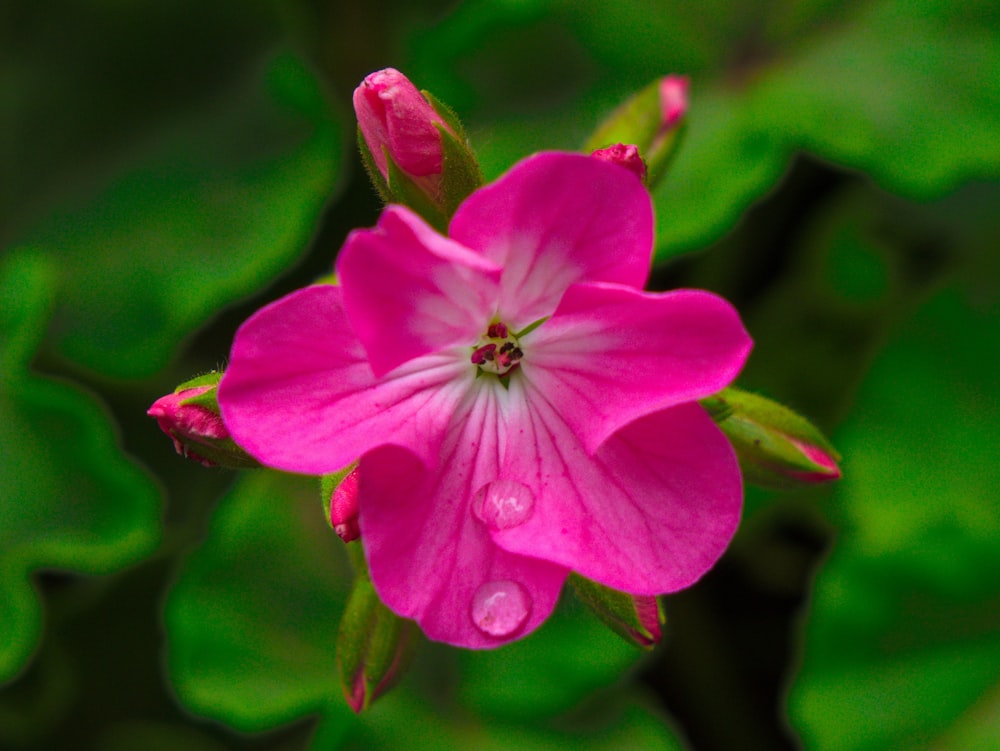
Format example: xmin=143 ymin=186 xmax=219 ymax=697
xmin=147 ymin=375 xmax=259 ymax=469
xmin=659 ymin=75 xmax=689 ymax=130
xmin=147 ymin=386 xmax=227 ymax=467
xmin=353 ymin=68 xmax=455 ymax=196
xmin=590 ymin=143 xmax=647 ymax=182
xmin=337 ymin=574 xmax=418 ymax=713
xmin=569 ymin=573 xmax=664 ymax=649
xmin=329 ymin=466 xmax=361 ymax=543
xmin=584 ymin=74 xmax=690 ymax=189
xmin=705 ymin=387 xmax=842 ymax=490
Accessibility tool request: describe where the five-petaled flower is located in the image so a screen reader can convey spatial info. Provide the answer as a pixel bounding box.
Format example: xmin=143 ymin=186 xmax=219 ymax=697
xmin=217 ymin=152 xmax=752 ymax=648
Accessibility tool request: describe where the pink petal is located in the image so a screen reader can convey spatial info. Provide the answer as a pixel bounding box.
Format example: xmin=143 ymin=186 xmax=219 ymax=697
xmin=217 ymin=284 xmax=470 ymax=475
xmin=493 ymin=391 xmax=742 ymax=593
xmin=523 ymin=282 xmax=752 ymax=454
xmin=449 ymin=152 xmax=654 ymax=328
xmin=338 ymin=205 xmax=502 ymax=378
xmin=358 ymin=381 xmax=567 ymax=648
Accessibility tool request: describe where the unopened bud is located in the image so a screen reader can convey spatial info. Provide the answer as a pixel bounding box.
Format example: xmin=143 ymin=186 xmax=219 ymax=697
xmin=147 ymin=373 xmax=259 ymax=469
xmin=568 ymin=573 xmax=663 ymax=649
xmin=590 ymin=143 xmax=647 ymax=182
xmin=353 ymin=68 xmax=482 ymax=229
xmin=658 ymin=75 xmax=689 ymax=129
xmin=584 ymin=74 xmax=690 ymax=188
xmin=704 ymin=387 xmax=842 ymax=490
xmin=323 ymin=466 xmax=360 ymax=543
xmin=337 ymin=551 xmax=418 ymax=713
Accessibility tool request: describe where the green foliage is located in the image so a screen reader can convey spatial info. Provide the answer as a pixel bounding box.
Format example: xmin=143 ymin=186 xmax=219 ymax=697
xmin=9 ymin=51 xmax=342 ymax=379
xmin=0 ymin=251 xmax=160 ymax=683
xmin=788 ymin=289 xmax=1000 ymax=751
xmin=411 ymin=0 xmax=999 ymax=260
xmin=1 ymin=0 xmax=997 ymax=748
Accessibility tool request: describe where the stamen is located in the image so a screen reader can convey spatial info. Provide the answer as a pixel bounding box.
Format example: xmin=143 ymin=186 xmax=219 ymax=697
xmin=470 ymin=321 xmax=523 ymax=375
xmin=471 ymin=343 xmax=497 ymax=364
xmin=487 ymin=322 xmax=508 ymax=339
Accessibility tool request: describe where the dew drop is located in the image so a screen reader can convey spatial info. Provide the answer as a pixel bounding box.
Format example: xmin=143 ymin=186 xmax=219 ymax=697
xmin=473 ymin=479 xmax=535 ymax=530
xmin=471 ymin=580 xmax=532 ymax=638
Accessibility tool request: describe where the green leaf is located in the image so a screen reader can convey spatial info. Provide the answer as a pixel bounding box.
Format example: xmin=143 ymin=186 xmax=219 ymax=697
xmin=164 ymin=470 xmax=354 ymax=733
xmin=15 ymin=51 xmax=342 ymax=379
xmin=343 ymin=692 xmax=688 ymax=751
xmin=407 ymin=0 xmax=999 ymax=262
xmin=458 ymin=595 xmax=647 ymax=721
xmin=756 ymin=0 xmax=1000 ymax=199
xmin=0 ymin=250 xmax=161 ymax=683
xmin=787 ymin=287 xmax=1000 ymax=751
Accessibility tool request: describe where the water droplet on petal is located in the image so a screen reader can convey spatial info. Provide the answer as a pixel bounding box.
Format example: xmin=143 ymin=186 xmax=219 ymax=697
xmin=473 ymin=479 xmax=535 ymax=530
xmin=471 ymin=580 xmax=532 ymax=638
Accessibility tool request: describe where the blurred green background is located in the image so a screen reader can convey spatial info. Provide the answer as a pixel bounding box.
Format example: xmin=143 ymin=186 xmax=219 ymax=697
xmin=2 ymin=1 xmax=998 ymax=749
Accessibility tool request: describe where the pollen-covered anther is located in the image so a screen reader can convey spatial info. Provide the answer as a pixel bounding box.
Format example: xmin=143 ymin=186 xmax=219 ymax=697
xmin=471 ymin=343 xmax=497 ymax=365
xmin=471 ymin=322 xmax=522 ymax=375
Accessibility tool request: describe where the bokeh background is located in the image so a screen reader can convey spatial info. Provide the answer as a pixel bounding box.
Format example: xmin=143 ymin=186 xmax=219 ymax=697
xmin=2 ymin=1 xmax=998 ymax=749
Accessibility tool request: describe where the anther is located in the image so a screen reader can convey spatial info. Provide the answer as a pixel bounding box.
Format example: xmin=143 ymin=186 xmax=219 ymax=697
xmin=471 ymin=343 xmax=497 ymax=365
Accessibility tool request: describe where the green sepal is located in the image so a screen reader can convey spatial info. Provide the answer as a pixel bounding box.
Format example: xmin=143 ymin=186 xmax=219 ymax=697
xmin=646 ymin=121 xmax=686 ymax=188
xmin=699 ymin=393 xmax=733 ymax=422
xmin=706 ymin=387 xmax=841 ymax=490
xmin=357 ymin=126 xmax=393 ymax=204
xmin=313 ymin=272 xmax=338 ymax=285
xmin=422 ymin=90 xmax=469 ymax=143
xmin=585 ymin=79 xmax=662 ymax=154
xmin=385 ymin=152 xmax=450 ymax=232
xmin=174 ymin=370 xmax=223 ymax=395
xmin=423 ymin=90 xmax=484 ymax=216
xmin=171 ymin=436 xmax=262 ymax=469
xmin=568 ymin=573 xmax=664 ymax=650
xmin=336 ymin=549 xmax=420 ymax=713
xmin=436 ymin=122 xmax=484 ymax=217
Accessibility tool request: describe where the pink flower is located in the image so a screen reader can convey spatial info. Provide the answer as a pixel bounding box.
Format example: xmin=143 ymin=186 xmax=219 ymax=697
xmin=218 ymin=152 xmax=752 ymax=648
xmin=354 ymin=68 xmax=455 ymax=199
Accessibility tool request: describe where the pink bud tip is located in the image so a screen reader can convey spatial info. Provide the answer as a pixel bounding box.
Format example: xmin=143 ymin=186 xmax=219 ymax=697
xmin=147 ymin=386 xmax=227 ymax=466
xmin=346 ymin=673 xmax=367 ymax=714
xmin=789 ymin=439 xmax=842 ymax=483
xmin=353 ymin=68 xmax=452 ymax=184
xmin=629 ymin=595 xmax=662 ymax=647
xmin=330 ymin=466 xmax=361 ymax=542
xmin=590 ymin=143 xmax=647 ymax=182
xmin=659 ymin=75 xmax=689 ymax=130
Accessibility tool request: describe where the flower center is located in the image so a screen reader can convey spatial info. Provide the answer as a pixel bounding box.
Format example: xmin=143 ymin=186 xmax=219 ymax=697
xmin=470 ymin=321 xmax=523 ymax=376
